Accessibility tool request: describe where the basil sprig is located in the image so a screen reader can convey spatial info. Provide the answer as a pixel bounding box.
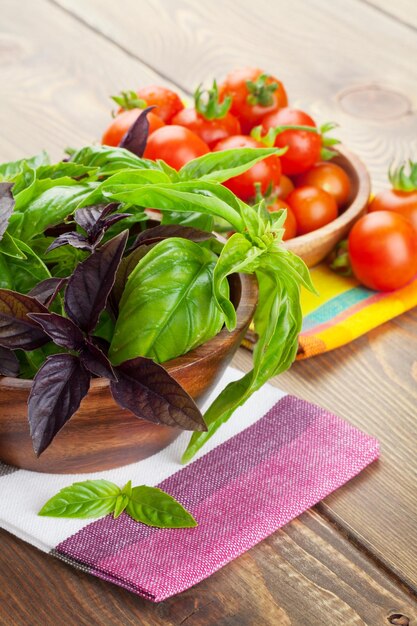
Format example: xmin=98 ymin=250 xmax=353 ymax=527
xmin=38 ymin=479 xmax=197 ymax=528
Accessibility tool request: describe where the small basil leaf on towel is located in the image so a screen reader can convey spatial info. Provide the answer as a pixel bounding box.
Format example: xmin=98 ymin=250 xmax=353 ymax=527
xmin=38 ymin=479 xmax=121 ymax=518
xmin=39 ymin=478 xmax=198 ymax=528
xmin=126 ymin=486 xmax=197 ymax=528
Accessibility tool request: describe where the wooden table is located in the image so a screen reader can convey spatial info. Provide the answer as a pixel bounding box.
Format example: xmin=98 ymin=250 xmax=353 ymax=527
xmin=1 ymin=1 xmax=417 ymax=624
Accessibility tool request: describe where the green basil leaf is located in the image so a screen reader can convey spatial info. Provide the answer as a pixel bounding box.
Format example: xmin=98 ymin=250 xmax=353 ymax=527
xmin=97 ymin=169 xmax=173 ymax=193
xmin=113 ymin=494 xmax=129 ymax=519
xmin=0 ymin=151 xmax=49 ymax=181
xmin=126 ymin=486 xmax=197 ymax=528
xmin=0 ymin=255 xmax=12 ymax=289
xmin=0 ymin=232 xmax=27 ymax=259
xmin=179 ymin=147 xmax=281 ymax=183
xmin=70 ymin=145 xmax=163 ymax=176
xmin=5 ymin=238 xmax=51 ymax=293
xmin=35 ymin=163 xmax=98 ymax=181
xmin=9 ymin=182 xmax=100 ymax=240
xmin=38 ymin=479 xmax=121 ymax=518
xmin=212 ymin=233 xmax=265 ymax=330
xmin=109 ymin=238 xmax=226 ymax=364
xmin=104 ymin=181 xmax=244 ymax=232
xmin=161 ymin=210 xmax=214 ymax=233
xmin=182 ymin=263 xmax=303 ymax=463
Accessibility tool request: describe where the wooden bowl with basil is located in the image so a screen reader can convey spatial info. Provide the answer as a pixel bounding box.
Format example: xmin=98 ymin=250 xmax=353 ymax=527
xmin=0 ymin=143 xmax=315 ymax=474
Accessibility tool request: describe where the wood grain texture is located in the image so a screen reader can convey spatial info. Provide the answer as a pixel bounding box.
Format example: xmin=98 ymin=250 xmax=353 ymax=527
xmin=0 ymin=0 xmax=185 ymax=164
xmin=53 ymin=0 xmax=417 ymax=191
xmin=235 ymin=307 xmax=417 ymax=592
xmin=366 ymin=0 xmax=417 ymax=30
xmin=1 ymin=510 xmax=416 ymax=626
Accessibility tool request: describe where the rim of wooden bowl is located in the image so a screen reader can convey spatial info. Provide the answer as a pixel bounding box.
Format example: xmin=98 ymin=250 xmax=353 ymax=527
xmin=0 ymin=272 xmax=258 ymax=392
xmin=283 ymin=144 xmax=371 ymax=251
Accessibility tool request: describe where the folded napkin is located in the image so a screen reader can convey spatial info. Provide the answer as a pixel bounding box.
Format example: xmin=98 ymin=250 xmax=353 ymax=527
xmin=243 ymin=265 xmax=417 ymax=359
xmin=0 ymin=367 xmax=379 ymax=602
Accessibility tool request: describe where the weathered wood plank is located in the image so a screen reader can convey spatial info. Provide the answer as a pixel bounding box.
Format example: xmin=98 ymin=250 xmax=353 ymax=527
xmin=235 ymin=307 xmax=417 ymax=591
xmin=365 ymin=0 xmax=417 ymax=30
xmin=0 ymin=0 xmax=185 ymax=164
xmin=2 ymin=510 xmax=416 ymax=625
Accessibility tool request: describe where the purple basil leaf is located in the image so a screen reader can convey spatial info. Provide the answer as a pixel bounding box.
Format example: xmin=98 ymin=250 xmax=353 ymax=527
xmin=65 ymin=230 xmax=128 ymax=333
xmin=0 ymin=346 xmax=19 ymax=377
xmin=28 ymin=277 xmax=67 ymax=307
xmin=74 ymin=203 xmax=119 ymax=237
xmin=0 ymin=289 xmax=49 ymax=350
xmin=80 ymin=340 xmax=117 ymax=381
xmin=0 ymin=183 xmax=15 ymax=242
xmin=74 ymin=204 xmax=109 ymax=234
xmin=131 ymin=224 xmax=214 ymax=250
xmin=110 ymin=356 xmax=206 ymax=431
xmin=100 ymin=212 xmax=132 ymax=232
xmin=119 ymin=106 xmax=155 ymax=157
xmin=28 ymin=354 xmax=91 ymax=455
xmin=27 ymin=312 xmax=84 ymax=351
xmin=46 ymin=232 xmax=93 ymax=254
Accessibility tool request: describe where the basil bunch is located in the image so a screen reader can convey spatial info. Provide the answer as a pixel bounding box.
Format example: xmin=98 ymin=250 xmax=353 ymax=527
xmin=0 ymin=141 xmax=314 ymax=462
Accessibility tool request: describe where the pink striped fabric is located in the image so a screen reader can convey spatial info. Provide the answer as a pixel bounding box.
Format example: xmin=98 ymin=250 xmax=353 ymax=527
xmin=56 ymin=395 xmax=379 ymax=601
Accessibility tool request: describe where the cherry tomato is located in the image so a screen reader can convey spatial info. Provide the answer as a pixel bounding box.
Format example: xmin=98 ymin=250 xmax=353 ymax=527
xmin=266 ymin=198 xmax=297 ymax=240
xmin=171 ymin=108 xmax=241 ymax=148
xmin=368 ymin=189 xmax=417 ymax=234
xmin=348 ymin=211 xmax=417 ymax=291
xmin=143 ymin=125 xmax=210 ymax=170
xmin=262 ymin=108 xmax=321 ymax=176
xmin=102 ymin=109 xmax=165 ymax=146
xmin=213 ymin=135 xmax=281 ymax=201
xmin=135 ymin=85 xmax=184 ymax=123
xmin=219 ymin=67 xmax=288 ymax=134
xmin=275 ymin=175 xmax=294 ymax=199
xmin=286 ymin=186 xmax=338 ymax=235
xmin=295 ymin=162 xmax=351 ymax=208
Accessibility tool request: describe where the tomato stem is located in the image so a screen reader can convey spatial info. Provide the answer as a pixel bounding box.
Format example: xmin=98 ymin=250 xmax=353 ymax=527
xmin=194 ymin=80 xmax=232 ymax=120
xmin=389 ymin=160 xmax=417 ymax=192
xmin=245 ymin=74 xmax=278 ymax=107
xmin=111 ymin=90 xmax=147 ymax=111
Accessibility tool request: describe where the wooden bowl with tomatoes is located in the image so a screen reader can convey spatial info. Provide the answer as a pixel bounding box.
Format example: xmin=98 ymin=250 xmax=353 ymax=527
xmin=283 ymin=145 xmax=371 ymax=267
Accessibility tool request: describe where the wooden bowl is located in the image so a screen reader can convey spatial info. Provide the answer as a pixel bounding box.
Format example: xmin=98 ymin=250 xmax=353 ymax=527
xmin=283 ymin=145 xmax=371 ymax=267
xmin=0 ymin=273 xmax=258 ymax=474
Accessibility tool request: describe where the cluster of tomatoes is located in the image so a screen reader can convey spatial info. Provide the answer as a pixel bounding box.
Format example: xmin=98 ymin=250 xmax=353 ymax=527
xmin=102 ymin=67 xmax=350 ymax=241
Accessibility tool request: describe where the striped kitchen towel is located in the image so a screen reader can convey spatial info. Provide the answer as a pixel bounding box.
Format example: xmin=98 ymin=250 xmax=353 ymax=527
xmin=298 ymin=265 xmax=417 ymax=358
xmin=0 ymin=367 xmax=379 ymax=602
xmin=243 ymin=265 xmax=417 ymax=358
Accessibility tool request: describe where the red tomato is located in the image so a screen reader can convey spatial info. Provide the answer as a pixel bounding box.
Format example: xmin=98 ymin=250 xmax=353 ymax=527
xmin=143 ymin=125 xmax=210 ymax=170
xmin=348 ymin=211 xmax=417 ymax=291
xmin=368 ymin=189 xmax=417 ymax=234
xmin=102 ymin=109 xmax=165 ymax=146
xmin=213 ymin=135 xmax=281 ymax=201
xmin=219 ymin=67 xmax=288 ymax=134
xmin=262 ymin=108 xmax=321 ymax=176
xmin=136 ymin=85 xmax=184 ymax=123
xmin=171 ymin=108 xmax=241 ymax=148
xmin=275 ymin=175 xmax=294 ymax=200
xmin=266 ymin=198 xmax=297 ymax=240
xmin=295 ymin=162 xmax=351 ymax=208
xmin=287 ymin=186 xmax=338 ymax=235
